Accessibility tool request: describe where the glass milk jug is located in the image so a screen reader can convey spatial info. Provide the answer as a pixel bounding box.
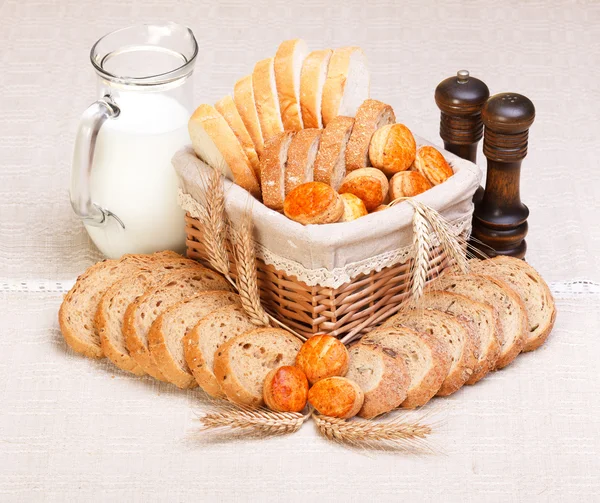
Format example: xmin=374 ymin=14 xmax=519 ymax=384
xmin=71 ymin=23 xmax=197 ymax=258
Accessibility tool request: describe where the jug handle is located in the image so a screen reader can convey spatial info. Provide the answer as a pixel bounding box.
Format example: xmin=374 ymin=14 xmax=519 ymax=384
xmin=70 ymin=96 xmax=125 ymax=229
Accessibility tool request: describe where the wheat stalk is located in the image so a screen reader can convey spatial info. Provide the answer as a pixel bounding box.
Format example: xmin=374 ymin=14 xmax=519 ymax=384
xmin=421 ymin=205 xmax=469 ymax=274
xmin=408 ymin=200 xmax=432 ymax=302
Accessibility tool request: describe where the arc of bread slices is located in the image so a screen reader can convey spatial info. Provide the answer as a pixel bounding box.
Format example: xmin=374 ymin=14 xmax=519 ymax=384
xmin=188 ymin=104 xmax=261 ymax=199
xmin=382 ymin=309 xmax=478 ymax=396
xmin=284 ymin=128 xmax=321 ymax=194
xmin=313 ymin=115 xmax=354 ymax=190
xmin=274 ymin=39 xmax=310 ymax=131
xmin=253 ymin=58 xmax=285 ymax=144
xmin=300 ymin=49 xmax=333 ymax=129
xmin=260 ymin=131 xmax=295 ymax=211
xmin=321 ymin=47 xmax=370 ymax=127
xmin=345 ymin=99 xmax=396 ymax=172
xmin=123 ymin=268 xmax=232 ymax=381
xmin=184 ymin=304 xmax=256 ymax=397
xmin=234 ymin=75 xmax=265 ymax=157
xmin=362 ymin=326 xmax=452 ymax=409
xmin=215 ymin=95 xmax=261 ymax=182
xmin=148 ymin=291 xmax=241 ymax=389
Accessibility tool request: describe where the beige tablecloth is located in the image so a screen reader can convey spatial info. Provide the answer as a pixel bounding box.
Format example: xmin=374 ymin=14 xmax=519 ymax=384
xmin=1 ymin=0 xmax=599 ymax=501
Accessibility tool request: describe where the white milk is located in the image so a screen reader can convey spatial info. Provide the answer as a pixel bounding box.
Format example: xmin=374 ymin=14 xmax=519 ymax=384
xmin=85 ymin=92 xmax=189 ymax=258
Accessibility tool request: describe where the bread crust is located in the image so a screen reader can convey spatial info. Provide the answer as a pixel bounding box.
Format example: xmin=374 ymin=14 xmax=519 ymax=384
xmin=261 ymin=131 xmax=295 ymax=211
xmin=295 ymin=334 xmax=350 ymax=384
xmin=313 ymin=115 xmax=354 ymax=190
xmin=308 ymin=376 xmax=365 ymax=419
xmin=339 ymin=193 xmax=368 ymax=222
xmin=300 ymin=49 xmax=332 ymax=129
xmin=413 ymin=146 xmax=454 ymax=186
xmin=285 ymin=128 xmax=321 ymax=194
xmin=274 ymin=39 xmax=308 ymax=131
xmin=283 ymin=182 xmax=344 ymax=225
xmin=338 ymin=167 xmax=389 ymax=212
xmin=253 ymin=58 xmax=284 ymax=143
xmin=369 ymin=124 xmax=416 ymax=176
xmin=234 ymin=75 xmax=264 ymax=157
xmin=263 ymin=366 xmax=309 ymax=412
xmin=389 ymin=171 xmax=432 ymax=200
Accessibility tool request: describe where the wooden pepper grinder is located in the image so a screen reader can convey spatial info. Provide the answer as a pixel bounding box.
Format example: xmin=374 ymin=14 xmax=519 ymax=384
xmin=471 ymin=93 xmax=536 ymax=259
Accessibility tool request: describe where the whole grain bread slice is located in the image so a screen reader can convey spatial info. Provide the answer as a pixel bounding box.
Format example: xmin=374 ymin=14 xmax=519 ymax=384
xmin=284 ymin=128 xmax=321 ymax=194
xmin=184 ymin=304 xmax=256 ymax=397
xmin=346 ymin=343 xmax=410 ymax=419
xmin=313 ymin=115 xmax=354 ymax=190
xmin=213 ymin=328 xmax=302 ymax=408
xmin=382 ymin=309 xmax=478 ymax=396
xmin=123 ymin=268 xmax=232 ymax=381
xmin=362 ymin=326 xmax=452 ymax=409
xmin=427 ymin=273 xmax=528 ymax=369
xmin=148 ymin=291 xmax=240 ymax=389
xmin=260 ymin=131 xmax=295 ymax=211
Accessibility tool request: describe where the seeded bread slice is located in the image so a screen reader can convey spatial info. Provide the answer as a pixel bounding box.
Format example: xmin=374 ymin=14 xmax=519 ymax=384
xmin=213 ymin=328 xmax=303 ymax=408
xmin=184 ymin=304 xmax=256 ymax=397
xmin=148 ymin=291 xmax=240 ymax=389
xmin=346 ymin=343 xmax=410 ymax=419
xmin=465 ymin=257 xmax=556 ymax=352
xmin=428 ymin=274 xmax=528 ymax=369
xmin=382 ymin=309 xmax=478 ymax=396
xmin=123 ymin=268 xmax=232 ymax=381
xmin=284 ymin=128 xmax=321 ymax=194
xmin=313 ymin=115 xmax=354 ymax=190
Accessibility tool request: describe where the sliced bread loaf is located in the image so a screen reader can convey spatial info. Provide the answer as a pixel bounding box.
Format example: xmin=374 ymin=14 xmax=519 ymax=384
xmin=466 ymin=257 xmax=556 ymax=352
xmin=362 ymin=326 xmax=451 ymax=409
xmin=284 ymin=128 xmax=321 ymax=194
xmin=346 ymin=343 xmax=410 ymax=419
xmin=184 ymin=304 xmax=256 ymax=397
xmin=428 ymin=274 xmax=527 ymax=369
xmin=260 ymin=131 xmax=295 ymax=211
xmin=299 ymin=49 xmax=332 ymax=129
xmin=313 ymin=115 xmax=354 ymax=190
xmin=345 ymin=99 xmax=396 ymax=172
xmin=274 ymin=39 xmax=309 ymax=131
xmin=321 ymin=47 xmax=370 ymax=126
xmin=234 ymin=75 xmax=264 ymax=157
xmin=253 ymin=57 xmax=285 ymax=143
xmin=382 ymin=309 xmax=477 ymax=396
xmin=213 ymin=328 xmax=302 ymax=408
xmin=123 ymin=268 xmax=231 ymax=381
xmin=148 ymin=291 xmax=240 ymax=389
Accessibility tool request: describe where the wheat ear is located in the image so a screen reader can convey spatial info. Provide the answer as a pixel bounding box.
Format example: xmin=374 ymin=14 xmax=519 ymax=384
xmin=421 ymin=205 xmax=469 ymax=274
xmin=407 ymin=200 xmax=432 ymax=302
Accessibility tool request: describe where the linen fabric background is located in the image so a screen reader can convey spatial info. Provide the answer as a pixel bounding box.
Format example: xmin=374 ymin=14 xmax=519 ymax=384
xmin=1 ymin=0 xmax=599 ymax=501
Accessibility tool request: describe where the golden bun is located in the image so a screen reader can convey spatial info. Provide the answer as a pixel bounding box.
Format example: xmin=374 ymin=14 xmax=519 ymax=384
xmin=369 ymin=124 xmax=416 ymax=176
xmin=338 ymin=167 xmax=389 ymax=212
xmin=263 ymin=365 xmax=309 ymax=413
xmin=308 ymin=376 xmax=364 ymax=419
xmin=283 ymin=182 xmax=344 ymax=225
xmin=295 ymin=334 xmax=349 ymax=384
xmin=339 ymin=193 xmax=368 ymax=222
xmin=389 ymin=171 xmax=432 ymax=200
xmin=413 ymin=145 xmax=454 ymax=186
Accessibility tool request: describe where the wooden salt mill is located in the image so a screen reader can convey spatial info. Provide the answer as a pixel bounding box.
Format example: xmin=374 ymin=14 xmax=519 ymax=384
xmin=471 ymin=93 xmax=536 ymax=259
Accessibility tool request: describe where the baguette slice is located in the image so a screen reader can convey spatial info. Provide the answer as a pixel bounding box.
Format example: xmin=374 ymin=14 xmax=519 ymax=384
xmin=188 ymin=104 xmax=260 ymax=198
xmin=321 ymin=47 xmax=370 ymax=126
xmin=253 ymin=58 xmax=285 ymax=143
xmin=184 ymin=305 xmax=256 ymax=397
xmin=215 ymin=95 xmax=260 ymax=180
xmin=234 ymin=75 xmax=264 ymax=157
xmin=284 ymin=128 xmax=321 ymax=194
xmin=382 ymin=309 xmax=478 ymax=396
xmin=274 ymin=39 xmax=309 ymax=131
xmin=213 ymin=328 xmax=302 ymax=408
xmin=260 ymin=131 xmax=295 ymax=211
xmin=148 ymin=291 xmax=240 ymax=389
xmin=313 ymin=115 xmax=354 ymax=190
xmin=346 ymin=343 xmax=410 ymax=419
xmin=124 ymin=268 xmax=232 ymax=381
xmin=362 ymin=326 xmax=452 ymax=409
xmin=409 ymin=291 xmax=502 ymax=384
xmin=96 ymin=255 xmax=207 ymax=375
xmin=428 ymin=274 xmax=528 ymax=369
xmin=300 ymin=49 xmax=332 ymax=129
xmin=465 ymin=257 xmax=556 ymax=352
xmin=345 ymin=99 xmax=396 ymax=172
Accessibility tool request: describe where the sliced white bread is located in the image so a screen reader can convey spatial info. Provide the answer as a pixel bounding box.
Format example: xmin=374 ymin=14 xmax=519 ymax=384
xmin=321 ymin=47 xmax=370 ymax=126
xmin=260 ymin=131 xmax=295 ymax=211
xmin=345 ymin=99 xmax=396 ymax=172
xmin=299 ymin=49 xmax=332 ymax=129
xmin=148 ymin=291 xmax=241 ymax=389
xmin=346 ymin=343 xmax=410 ymax=419
xmin=234 ymin=74 xmax=264 ymax=157
xmin=123 ymin=268 xmax=232 ymax=381
xmin=428 ymin=273 xmax=528 ymax=369
xmin=313 ymin=115 xmax=354 ymax=190
xmin=284 ymin=128 xmax=321 ymax=194
xmin=362 ymin=326 xmax=452 ymax=409
xmin=382 ymin=309 xmax=478 ymax=396
xmin=274 ymin=39 xmax=309 ymax=131
xmin=188 ymin=104 xmax=261 ymax=199
xmin=213 ymin=328 xmax=303 ymax=408
xmin=184 ymin=304 xmax=256 ymax=397
xmin=465 ymin=257 xmax=556 ymax=352
xmin=253 ymin=57 xmax=285 ymax=143
xmin=215 ymin=95 xmax=260 ymax=181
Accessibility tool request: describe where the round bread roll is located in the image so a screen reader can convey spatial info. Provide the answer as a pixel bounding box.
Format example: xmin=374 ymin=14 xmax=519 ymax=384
xmin=372 ymin=204 xmax=388 ymax=212
xmin=308 ymin=376 xmax=365 ymax=419
xmin=389 ymin=171 xmax=432 ymax=201
xmin=413 ymin=145 xmax=454 ymax=185
xmin=263 ymin=365 xmax=309 ymax=412
xmin=339 ymin=193 xmax=368 ymax=222
xmin=369 ymin=124 xmax=416 ymax=176
xmin=283 ymin=182 xmax=344 ymax=225
xmin=338 ymin=167 xmax=389 ymax=212
xmin=295 ymin=334 xmax=349 ymax=384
